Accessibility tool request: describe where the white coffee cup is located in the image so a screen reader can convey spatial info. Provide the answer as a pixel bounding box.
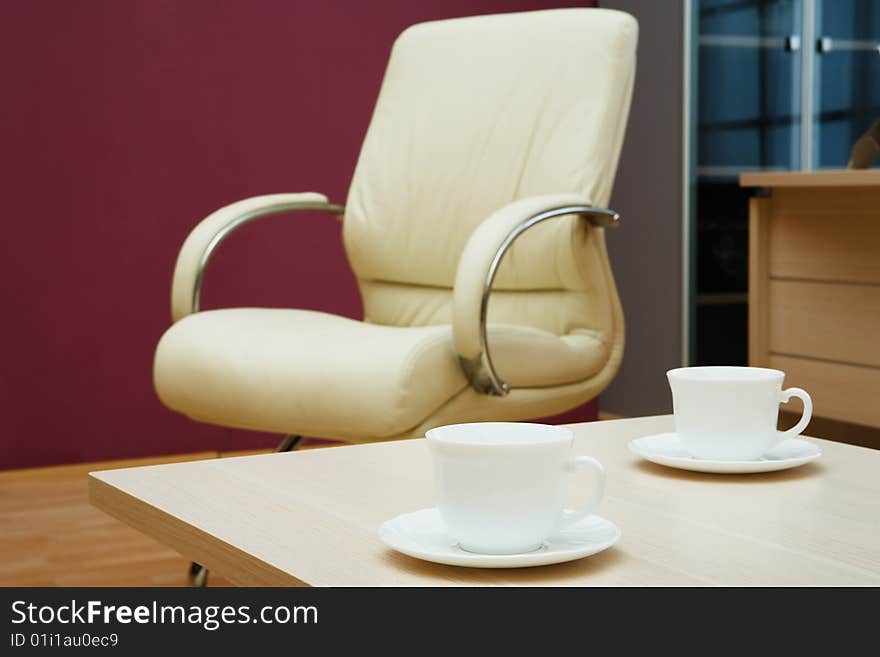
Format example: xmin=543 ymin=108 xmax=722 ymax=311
xmin=667 ymin=366 xmax=813 ymax=461
xmin=425 ymin=422 xmax=605 ymax=555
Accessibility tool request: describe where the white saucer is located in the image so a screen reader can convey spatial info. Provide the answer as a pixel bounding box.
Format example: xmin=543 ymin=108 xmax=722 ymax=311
xmin=379 ymin=508 xmax=620 ymax=568
xmin=629 ymin=432 xmax=821 ymax=474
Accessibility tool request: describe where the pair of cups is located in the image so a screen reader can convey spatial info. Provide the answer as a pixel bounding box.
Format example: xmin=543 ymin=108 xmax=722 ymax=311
xmin=427 ymin=366 xmax=812 ymax=556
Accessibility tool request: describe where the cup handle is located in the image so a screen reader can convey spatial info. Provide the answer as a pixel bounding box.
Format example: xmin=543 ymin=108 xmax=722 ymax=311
xmin=558 ymin=455 xmax=605 ymax=530
xmin=779 ymin=387 xmax=813 ymax=438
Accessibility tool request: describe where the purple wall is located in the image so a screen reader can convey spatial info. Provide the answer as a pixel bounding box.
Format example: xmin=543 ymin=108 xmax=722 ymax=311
xmin=0 ymin=0 xmax=597 ymax=470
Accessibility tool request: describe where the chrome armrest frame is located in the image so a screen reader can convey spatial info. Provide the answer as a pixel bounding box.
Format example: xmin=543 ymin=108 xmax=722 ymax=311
xmin=190 ymin=201 xmax=345 ymax=314
xmin=459 ymin=205 xmax=620 ymax=396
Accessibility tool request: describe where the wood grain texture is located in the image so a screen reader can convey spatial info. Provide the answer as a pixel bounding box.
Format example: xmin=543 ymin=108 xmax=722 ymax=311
xmin=768 ymin=280 xmax=880 ymax=367
xmin=0 ymin=441 xmax=336 ymax=586
xmin=745 ymin=177 xmax=880 ymax=427
xmin=769 ymin=355 xmax=880 ymax=428
xmin=740 ymin=169 xmax=880 ymax=188
xmin=89 ymin=416 xmax=880 ymax=586
xmin=779 ymin=410 xmax=880 ymax=451
xmin=0 ymin=452 xmax=216 ymax=483
xmin=768 ymin=188 xmax=880 ymax=284
xmin=0 ymin=453 xmax=232 ymax=587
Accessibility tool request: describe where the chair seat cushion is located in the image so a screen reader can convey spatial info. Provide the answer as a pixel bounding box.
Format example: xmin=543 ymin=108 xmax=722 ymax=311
xmin=154 ymin=309 xmax=608 ymax=440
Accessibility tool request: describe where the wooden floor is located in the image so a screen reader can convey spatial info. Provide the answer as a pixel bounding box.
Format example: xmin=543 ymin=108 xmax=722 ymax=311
xmin=0 ymin=445 xmax=332 ymax=587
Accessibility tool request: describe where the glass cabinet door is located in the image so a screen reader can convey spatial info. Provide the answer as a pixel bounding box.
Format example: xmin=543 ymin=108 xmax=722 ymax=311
xmin=693 ymin=0 xmax=804 ymax=366
xmin=814 ymin=0 xmax=880 ymax=168
xmin=698 ymin=0 xmax=803 ymax=176
xmin=688 ymin=0 xmax=880 ymax=367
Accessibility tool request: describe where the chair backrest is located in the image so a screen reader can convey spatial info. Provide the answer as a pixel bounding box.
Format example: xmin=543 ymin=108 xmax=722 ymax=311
xmin=343 ymin=8 xmax=637 ymax=338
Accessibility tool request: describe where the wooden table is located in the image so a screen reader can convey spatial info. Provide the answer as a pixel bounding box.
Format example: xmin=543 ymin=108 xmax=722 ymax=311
xmin=741 ymin=169 xmax=880 ymax=429
xmin=89 ymin=416 xmax=880 ymax=586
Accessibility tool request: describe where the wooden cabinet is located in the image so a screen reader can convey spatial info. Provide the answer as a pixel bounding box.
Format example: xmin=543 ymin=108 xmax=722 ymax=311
xmin=742 ymin=170 xmax=880 ymax=429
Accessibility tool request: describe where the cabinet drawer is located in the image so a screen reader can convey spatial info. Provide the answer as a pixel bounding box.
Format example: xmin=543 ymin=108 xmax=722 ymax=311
xmin=768 ymin=280 xmax=880 ymax=367
xmin=769 ymin=188 xmax=880 ymax=284
xmin=769 ymin=354 xmax=880 ymax=428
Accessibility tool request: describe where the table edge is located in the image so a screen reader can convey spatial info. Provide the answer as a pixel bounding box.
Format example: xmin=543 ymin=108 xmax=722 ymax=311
xmin=88 ymin=473 xmax=309 ymax=587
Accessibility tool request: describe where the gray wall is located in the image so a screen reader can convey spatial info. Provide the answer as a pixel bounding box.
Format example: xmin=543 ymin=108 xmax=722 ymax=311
xmin=599 ymin=0 xmax=685 ymax=416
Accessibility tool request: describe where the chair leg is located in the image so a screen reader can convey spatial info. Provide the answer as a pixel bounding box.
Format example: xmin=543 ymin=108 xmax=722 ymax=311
xmin=275 ymin=434 xmax=304 ymax=453
xmin=189 ymin=562 xmax=209 ymax=587
xmin=188 ymin=435 xmax=304 ymax=587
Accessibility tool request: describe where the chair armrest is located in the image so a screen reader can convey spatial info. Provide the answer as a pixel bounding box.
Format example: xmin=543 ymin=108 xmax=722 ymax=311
xmin=452 ymin=194 xmax=620 ymax=396
xmin=170 ymin=193 xmax=345 ymax=321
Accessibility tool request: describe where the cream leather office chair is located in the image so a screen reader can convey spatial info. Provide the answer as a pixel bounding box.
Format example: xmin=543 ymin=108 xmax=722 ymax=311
xmin=156 ymin=8 xmax=636 ymax=453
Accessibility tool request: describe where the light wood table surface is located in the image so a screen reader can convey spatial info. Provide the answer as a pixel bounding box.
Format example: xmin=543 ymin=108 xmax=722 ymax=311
xmin=89 ymin=416 xmax=880 ymax=586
